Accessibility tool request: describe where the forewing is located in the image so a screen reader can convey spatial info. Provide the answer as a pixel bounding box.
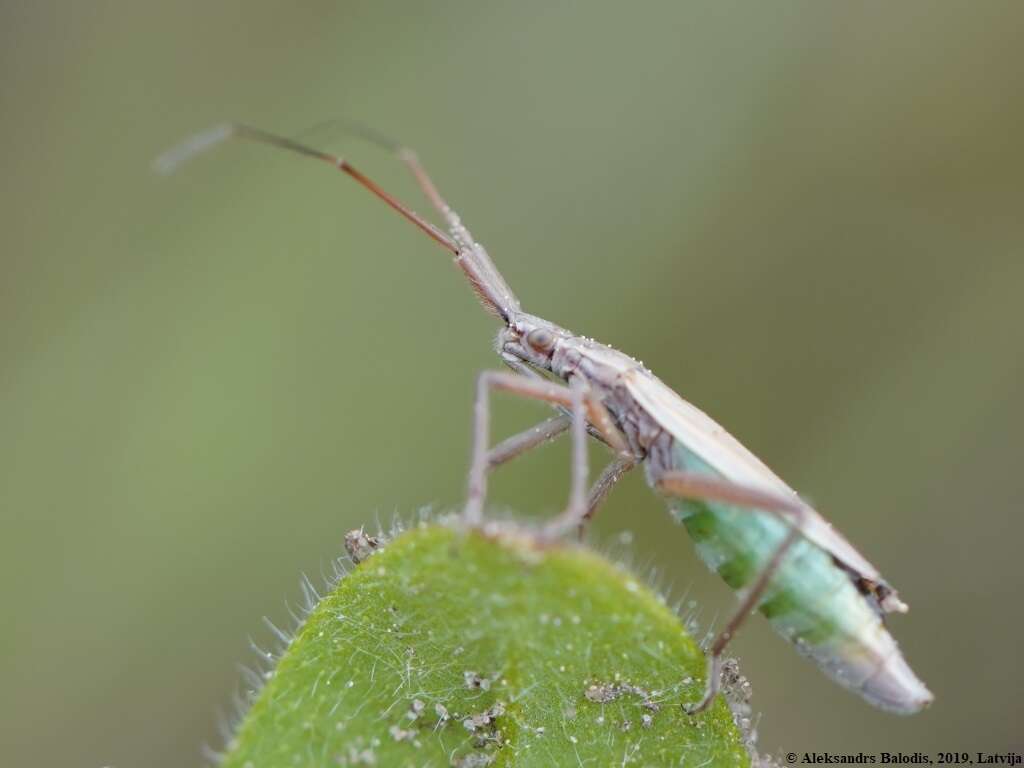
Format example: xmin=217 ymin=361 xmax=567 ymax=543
xmin=623 ymin=369 xmax=888 ymax=587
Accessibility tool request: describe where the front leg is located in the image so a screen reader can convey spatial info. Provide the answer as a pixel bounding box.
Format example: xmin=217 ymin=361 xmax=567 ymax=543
xmin=540 ymin=455 xmax=637 ymax=541
xmin=463 ymin=371 xmax=590 ymax=527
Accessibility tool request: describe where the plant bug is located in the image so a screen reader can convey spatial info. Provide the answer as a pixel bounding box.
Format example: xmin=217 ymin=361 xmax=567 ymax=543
xmin=156 ymin=123 xmax=933 ymax=715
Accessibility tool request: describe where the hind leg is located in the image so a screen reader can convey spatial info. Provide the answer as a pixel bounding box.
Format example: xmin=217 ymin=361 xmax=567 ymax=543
xmin=653 ymin=470 xmax=807 ymax=713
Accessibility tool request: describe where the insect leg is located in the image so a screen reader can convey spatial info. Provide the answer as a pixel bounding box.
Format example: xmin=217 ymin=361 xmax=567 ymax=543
xmin=653 ymin=470 xmax=806 ymax=714
xmin=463 ymin=371 xmax=587 ymax=527
xmin=487 ymin=358 xmax=603 ymax=465
xmin=583 ymin=390 xmax=632 ymax=458
xmin=487 ymin=415 xmax=572 ymax=469
xmin=566 ymin=376 xmax=590 ymax=527
xmin=504 ymin=356 xmax=629 ymax=452
xmin=538 ymin=387 xmax=635 ymax=539
xmin=581 ymin=456 xmax=636 ymax=527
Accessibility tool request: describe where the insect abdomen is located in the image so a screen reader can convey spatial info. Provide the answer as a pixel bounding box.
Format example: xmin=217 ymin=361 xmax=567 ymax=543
xmin=666 ymin=447 xmax=932 ymax=713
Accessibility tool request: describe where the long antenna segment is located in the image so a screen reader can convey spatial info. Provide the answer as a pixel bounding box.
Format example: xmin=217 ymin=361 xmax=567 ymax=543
xmin=154 ymin=123 xmax=458 ymax=255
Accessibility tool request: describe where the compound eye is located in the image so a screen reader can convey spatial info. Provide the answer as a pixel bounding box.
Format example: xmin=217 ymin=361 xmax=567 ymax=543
xmin=526 ymin=328 xmax=556 ymax=353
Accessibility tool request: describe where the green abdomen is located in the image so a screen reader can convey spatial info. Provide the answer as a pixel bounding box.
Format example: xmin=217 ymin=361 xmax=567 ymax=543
xmin=659 ymin=444 xmax=933 ymax=713
xmin=665 ymin=448 xmax=879 ymax=655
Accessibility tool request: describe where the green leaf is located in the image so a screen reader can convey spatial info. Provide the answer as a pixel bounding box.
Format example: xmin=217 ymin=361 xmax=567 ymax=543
xmin=221 ymin=521 xmax=753 ymax=767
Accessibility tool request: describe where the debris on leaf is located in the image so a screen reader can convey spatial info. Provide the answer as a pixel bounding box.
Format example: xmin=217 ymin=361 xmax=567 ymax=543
xmin=583 ymin=680 xmax=661 ymax=712
xmin=344 ymin=528 xmax=381 ymax=564
xmin=461 ymin=701 xmax=505 ymax=732
xmin=388 ymin=724 xmax=416 ymax=743
xmin=463 ymin=670 xmax=492 ymax=691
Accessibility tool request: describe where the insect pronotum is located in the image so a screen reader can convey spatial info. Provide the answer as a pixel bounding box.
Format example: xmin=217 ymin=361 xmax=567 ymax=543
xmin=157 ymin=123 xmax=933 ymax=715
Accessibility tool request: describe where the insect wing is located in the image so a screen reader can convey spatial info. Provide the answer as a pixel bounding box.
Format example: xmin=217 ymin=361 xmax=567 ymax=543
xmin=622 ymin=369 xmax=888 ymax=589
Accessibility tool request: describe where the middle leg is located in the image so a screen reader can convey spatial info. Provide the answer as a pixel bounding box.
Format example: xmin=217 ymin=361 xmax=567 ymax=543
xmin=486 ymin=414 xmax=572 ymax=469
xmin=579 ymin=455 xmax=637 ymax=534
xmin=486 ymin=415 xmax=637 ymax=541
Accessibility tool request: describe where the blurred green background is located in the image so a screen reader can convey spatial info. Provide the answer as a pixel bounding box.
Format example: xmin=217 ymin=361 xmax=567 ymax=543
xmin=2 ymin=2 xmax=1022 ymax=765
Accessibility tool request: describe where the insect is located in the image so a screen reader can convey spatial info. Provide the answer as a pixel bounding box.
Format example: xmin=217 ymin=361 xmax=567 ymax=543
xmin=157 ymin=123 xmax=933 ymax=715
